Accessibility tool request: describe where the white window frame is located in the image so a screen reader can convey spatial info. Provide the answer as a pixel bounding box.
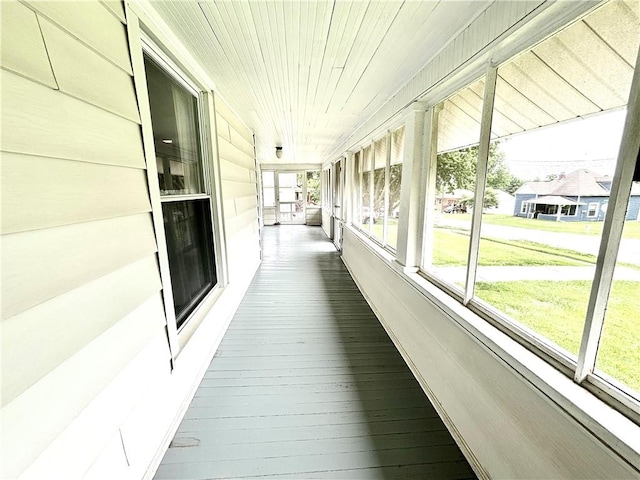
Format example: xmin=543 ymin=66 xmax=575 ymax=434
xmin=587 ymin=202 xmax=599 ymax=218
xmin=520 ymin=201 xmax=528 ymax=214
xmin=351 ymin=127 xmax=406 ymax=254
xmin=126 ymin=11 xmax=227 ymax=361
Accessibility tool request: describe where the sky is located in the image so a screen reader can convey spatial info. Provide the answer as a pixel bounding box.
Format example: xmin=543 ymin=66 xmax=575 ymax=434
xmin=499 ymin=109 xmax=627 ymax=181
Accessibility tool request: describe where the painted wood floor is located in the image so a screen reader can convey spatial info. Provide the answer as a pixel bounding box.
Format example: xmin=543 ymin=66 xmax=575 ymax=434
xmin=154 ymin=225 xmax=476 ymax=480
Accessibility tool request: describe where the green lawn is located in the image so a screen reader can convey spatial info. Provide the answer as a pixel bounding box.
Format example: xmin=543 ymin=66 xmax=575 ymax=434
xmin=475 ymin=280 xmax=639 ymax=393
xmin=371 ymin=219 xmax=399 ymax=248
xmin=431 ymin=229 xmax=595 ymax=266
xmin=450 ymin=214 xmax=640 ymax=239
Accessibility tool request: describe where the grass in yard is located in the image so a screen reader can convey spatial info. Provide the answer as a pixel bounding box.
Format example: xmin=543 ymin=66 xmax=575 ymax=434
xmin=431 ymin=229 xmax=594 ymax=266
xmin=596 ymin=280 xmax=640 ymax=393
xmin=371 ymin=219 xmax=399 ymax=248
xmin=475 ymin=280 xmax=639 ymax=393
xmin=449 ymin=214 xmax=640 ymax=239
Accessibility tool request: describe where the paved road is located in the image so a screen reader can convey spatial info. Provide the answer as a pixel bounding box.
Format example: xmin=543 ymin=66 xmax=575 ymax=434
xmin=437 ymin=217 xmax=640 ymax=266
xmin=429 ymin=265 xmax=640 ymax=284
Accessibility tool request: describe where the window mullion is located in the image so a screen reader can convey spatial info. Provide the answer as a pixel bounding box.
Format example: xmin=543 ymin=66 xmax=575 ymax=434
xmin=344 ymin=152 xmax=353 ymax=225
xmin=463 ymin=66 xmax=498 ymax=305
xmin=359 ymin=149 xmax=363 ymax=227
xmin=383 ymin=132 xmax=391 ymax=246
xmin=368 ymin=141 xmax=375 ymax=233
xmin=575 ymin=48 xmax=640 ymax=383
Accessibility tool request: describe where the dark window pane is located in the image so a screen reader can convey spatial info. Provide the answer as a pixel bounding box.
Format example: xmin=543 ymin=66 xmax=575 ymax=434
xmin=162 ymin=200 xmax=217 ymax=327
xmin=144 ymin=55 xmax=204 ymax=195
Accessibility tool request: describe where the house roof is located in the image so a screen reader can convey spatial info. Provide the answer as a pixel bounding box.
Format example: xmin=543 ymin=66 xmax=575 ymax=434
xmin=523 ymin=195 xmax=586 ymax=206
xmin=550 ymin=169 xmax=611 ymax=196
xmin=517 ymin=169 xmax=612 ymax=197
xmin=516 ymin=181 xmax=559 ymax=195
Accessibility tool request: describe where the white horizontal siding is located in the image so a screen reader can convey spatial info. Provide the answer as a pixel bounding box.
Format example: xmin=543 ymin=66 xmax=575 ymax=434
xmin=21 ymin=333 xmax=170 ymax=480
xmin=1 ymin=213 xmax=157 ymax=320
xmin=0 ymin=2 xmax=57 ymax=88
xmin=0 ymin=3 xmax=166 ymax=479
xmin=215 ymin=95 xmax=260 ymax=283
xmin=218 ymin=136 xmax=255 ymax=170
xmin=39 ymin=17 xmax=140 ymax=122
xmin=1 ymin=256 xmax=162 ymax=407
xmin=23 ymin=0 xmax=133 ymax=74
xmin=100 ymin=0 xmax=127 ymax=24
xmin=1 ymin=69 xmax=144 ymax=168
xmin=1 ymin=152 xmax=151 ymax=234
xmin=0 ymin=294 xmax=166 ymax=479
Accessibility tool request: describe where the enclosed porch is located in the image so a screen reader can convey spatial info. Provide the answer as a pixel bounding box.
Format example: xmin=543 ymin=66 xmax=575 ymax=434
xmin=153 ymin=226 xmax=476 ymax=479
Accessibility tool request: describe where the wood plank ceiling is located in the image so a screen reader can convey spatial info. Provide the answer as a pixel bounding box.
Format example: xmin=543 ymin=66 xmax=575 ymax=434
xmin=150 ymin=1 xmax=492 ymax=165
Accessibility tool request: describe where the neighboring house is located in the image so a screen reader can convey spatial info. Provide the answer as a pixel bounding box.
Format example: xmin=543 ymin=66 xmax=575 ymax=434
xmin=437 ymin=189 xmax=474 ymax=213
xmin=514 ymin=169 xmax=640 ymax=221
xmin=485 ymin=189 xmax=516 ymax=215
xmin=437 ymin=188 xmax=515 ymax=214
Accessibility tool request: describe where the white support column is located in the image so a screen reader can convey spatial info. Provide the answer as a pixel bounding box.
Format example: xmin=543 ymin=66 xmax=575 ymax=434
xmin=421 ymin=106 xmax=440 ymax=268
xmin=575 ymin=48 xmax=640 ymax=383
xmin=396 ymin=102 xmax=428 ymax=269
xmin=464 ymin=66 xmax=498 ymax=305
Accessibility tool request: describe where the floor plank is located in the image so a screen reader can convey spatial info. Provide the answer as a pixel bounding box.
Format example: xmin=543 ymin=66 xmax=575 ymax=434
xmin=154 ymin=225 xmax=476 ymax=480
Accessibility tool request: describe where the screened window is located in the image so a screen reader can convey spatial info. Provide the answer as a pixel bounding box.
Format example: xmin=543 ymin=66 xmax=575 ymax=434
xmin=322 ymin=168 xmax=331 ymax=211
xmin=422 ymin=78 xmax=485 ymax=291
xmin=353 ymin=151 xmax=363 ymax=228
xmin=360 ymin=146 xmax=373 ymax=234
xmin=425 ymin=0 xmax=640 ymax=407
xmin=387 ymin=126 xmax=405 ymax=249
xmin=469 ymin=0 xmax=639 ymax=367
xmin=342 ymin=0 xmax=639 ymax=429
xmin=306 ymin=171 xmax=321 ymax=207
xmin=145 ymin=54 xmax=217 ymax=329
xmin=371 ymin=137 xmax=387 ymax=242
xmin=352 ymin=127 xmax=405 ymax=250
xmin=596 ymin=213 xmax=640 ymax=394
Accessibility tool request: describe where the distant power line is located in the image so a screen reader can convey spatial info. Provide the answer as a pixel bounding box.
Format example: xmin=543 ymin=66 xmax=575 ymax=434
xmin=505 ymin=157 xmax=617 ymax=164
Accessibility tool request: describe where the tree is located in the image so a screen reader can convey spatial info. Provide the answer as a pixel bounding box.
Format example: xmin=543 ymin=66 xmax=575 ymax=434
xmin=461 ymin=188 xmax=499 ymax=210
xmin=436 ymin=141 xmax=524 ymax=195
xmin=365 ymin=164 xmax=403 ymax=217
xmin=306 ymin=171 xmax=320 ymax=206
xmin=486 ymin=143 xmax=511 ymax=191
xmin=505 ymin=176 xmax=524 ymax=195
xmin=436 ymin=146 xmax=477 ymax=193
